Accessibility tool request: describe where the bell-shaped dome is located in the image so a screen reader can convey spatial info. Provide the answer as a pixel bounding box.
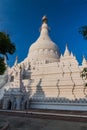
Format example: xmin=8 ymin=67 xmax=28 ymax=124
xmin=28 ymin=16 xmax=60 ymax=64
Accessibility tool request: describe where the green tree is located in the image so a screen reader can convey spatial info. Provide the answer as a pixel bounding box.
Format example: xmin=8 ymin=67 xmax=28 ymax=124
xmin=79 ymin=26 xmax=87 ymax=40
xmin=79 ymin=26 xmax=87 ymax=80
xmin=81 ymin=68 xmax=87 ymax=81
xmin=79 ymin=26 xmax=87 ymax=96
xmin=81 ymin=68 xmax=87 ymax=96
xmin=0 ymin=32 xmax=16 ymax=75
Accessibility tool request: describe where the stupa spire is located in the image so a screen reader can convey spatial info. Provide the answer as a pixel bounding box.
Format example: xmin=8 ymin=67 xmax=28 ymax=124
xmin=40 ymin=15 xmax=49 ymax=36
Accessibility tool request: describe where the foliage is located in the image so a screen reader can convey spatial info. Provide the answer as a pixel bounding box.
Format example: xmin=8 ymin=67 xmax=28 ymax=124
xmin=81 ymin=68 xmax=87 ymax=79
xmin=0 ymin=32 xmax=15 ymax=59
xmin=81 ymin=67 xmax=87 ymax=87
xmin=79 ymin=26 xmax=87 ymax=40
xmin=0 ymin=58 xmax=6 ymax=75
xmin=79 ymin=25 xmax=87 ymax=87
xmin=0 ymin=32 xmax=16 ymax=75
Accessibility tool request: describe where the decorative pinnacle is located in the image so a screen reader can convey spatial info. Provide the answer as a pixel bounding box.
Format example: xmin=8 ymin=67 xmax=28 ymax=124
xmin=42 ymin=15 xmax=48 ymax=23
xmin=65 ymin=44 xmax=68 ymax=50
xmin=14 ymin=56 xmax=18 ymax=66
xmin=82 ymin=55 xmax=86 ymax=62
xmin=64 ymin=44 xmax=70 ymax=56
xmin=83 ymin=55 xmax=85 ymax=59
xmin=4 ymin=55 xmax=7 ymax=65
xmin=82 ymin=55 xmax=87 ymax=66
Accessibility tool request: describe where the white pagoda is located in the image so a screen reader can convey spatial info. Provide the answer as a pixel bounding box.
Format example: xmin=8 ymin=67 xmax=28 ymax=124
xmin=1 ymin=16 xmax=87 ymax=110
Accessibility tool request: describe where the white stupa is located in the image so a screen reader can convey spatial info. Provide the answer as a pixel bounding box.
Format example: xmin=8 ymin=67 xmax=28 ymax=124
xmin=1 ymin=16 xmax=87 ymax=111
xmin=28 ymin=16 xmax=60 ymax=64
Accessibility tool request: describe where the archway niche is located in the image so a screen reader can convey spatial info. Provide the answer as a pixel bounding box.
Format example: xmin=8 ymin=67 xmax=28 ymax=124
xmin=24 ymin=101 xmax=28 ymax=109
xmin=7 ymin=100 xmax=12 ymax=110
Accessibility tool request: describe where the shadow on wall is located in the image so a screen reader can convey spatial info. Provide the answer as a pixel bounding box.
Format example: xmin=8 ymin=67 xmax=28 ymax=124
xmin=32 ymin=78 xmax=45 ymax=98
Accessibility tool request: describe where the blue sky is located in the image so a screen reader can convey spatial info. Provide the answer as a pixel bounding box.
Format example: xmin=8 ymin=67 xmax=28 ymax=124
xmin=0 ymin=0 xmax=87 ymax=66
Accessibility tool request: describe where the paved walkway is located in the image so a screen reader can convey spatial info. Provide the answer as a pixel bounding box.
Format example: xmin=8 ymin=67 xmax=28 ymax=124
xmin=0 ymin=115 xmax=87 ymax=130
